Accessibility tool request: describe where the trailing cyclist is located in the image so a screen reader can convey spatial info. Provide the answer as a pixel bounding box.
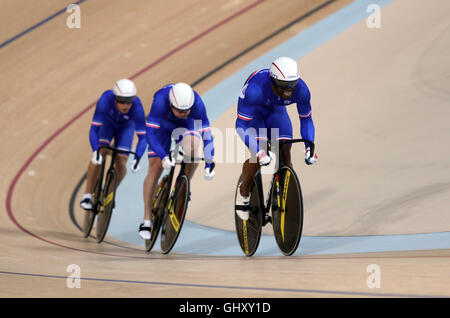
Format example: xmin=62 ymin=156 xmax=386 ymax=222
xmin=80 ymin=79 xmax=147 ymax=211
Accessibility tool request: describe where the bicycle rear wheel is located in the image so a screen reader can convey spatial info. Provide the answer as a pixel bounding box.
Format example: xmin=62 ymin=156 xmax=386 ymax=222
xmin=83 ymin=209 xmax=96 ymax=239
xmin=271 ymin=166 xmax=303 ymax=256
xmin=234 ymin=175 xmax=263 ymax=256
xmin=160 ymin=175 xmax=190 ymax=254
xmin=145 ymin=175 xmax=170 ymax=252
xmin=83 ymin=176 xmax=101 ymax=238
xmin=95 ymin=170 xmax=117 ymax=243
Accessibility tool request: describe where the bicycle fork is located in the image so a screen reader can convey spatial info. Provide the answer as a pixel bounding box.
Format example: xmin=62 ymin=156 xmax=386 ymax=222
xmin=275 ymin=169 xmax=291 ymax=242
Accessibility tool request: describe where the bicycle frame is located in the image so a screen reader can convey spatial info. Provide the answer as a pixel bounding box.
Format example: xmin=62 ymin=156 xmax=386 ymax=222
xmin=95 ymin=145 xmax=139 ymax=212
xmin=165 ymin=143 xmax=206 ymax=206
xmin=253 ymin=138 xmax=314 ymax=226
xmin=159 ymin=142 xmax=209 ymax=253
xmin=97 ymin=145 xmax=140 ymax=172
xmin=165 ymin=141 xmax=211 ymax=185
xmin=84 ymin=145 xmax=140 ymax=242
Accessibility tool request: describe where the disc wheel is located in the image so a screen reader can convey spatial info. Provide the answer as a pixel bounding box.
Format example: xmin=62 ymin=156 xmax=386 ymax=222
xmin=83 ymin=176 xmax=101 ymax=238
xmin=160 ymin=175 xmax=190 ymax=254
xmin=145 ymin=176 xmax=170 ymax=252
xmin=271 ymin=166 xmax=303 ymax=256
xmin=95 ymin=170 xmax=117 ymax=243
xmin=234 ymin=175 xmax=263 ymax=256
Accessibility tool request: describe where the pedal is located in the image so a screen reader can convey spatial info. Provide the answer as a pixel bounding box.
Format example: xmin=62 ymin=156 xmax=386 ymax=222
xmin=263 ymin=215 xmax=272 ymax=226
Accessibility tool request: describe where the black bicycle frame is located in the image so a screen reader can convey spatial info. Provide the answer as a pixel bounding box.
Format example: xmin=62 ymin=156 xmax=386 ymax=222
xmin=167 ymin=145 xmax=213 ymax=180
xmin=255 ymin=138 xmax=314 ymax=226
xmin=97 ymin=145 xmax=140 ymax=172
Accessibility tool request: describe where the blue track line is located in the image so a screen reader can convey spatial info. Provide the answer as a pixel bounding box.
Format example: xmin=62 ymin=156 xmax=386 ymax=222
xmin=0 ymin=270 xmax=443 ymax=297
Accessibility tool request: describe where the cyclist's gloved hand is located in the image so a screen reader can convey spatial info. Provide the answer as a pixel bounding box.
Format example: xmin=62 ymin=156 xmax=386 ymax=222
xmin=162 ymin=156 xmax=176 ymax=169
xmin=91 ymin=150 xmax=103 ymax=165
xmin=204 ymin=162 xmax=215 ymax=181
xmin=257 ymin=150 xmax=271 ymax=166
xmin=305 ymin=147 xmax=318 ymax=165
xmin=130 ymin=158 xmax=140 ymax=173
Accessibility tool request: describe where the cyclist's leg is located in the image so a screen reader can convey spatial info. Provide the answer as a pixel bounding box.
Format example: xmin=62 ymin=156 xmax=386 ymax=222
xmin=113 ymin=122 xmax=135 ymax=187
xmin=266 ymin=107 xmax=293 ymax=168
xmin=235 ymin=113 xmax=266 ymax=197
xmin=84 ymin=124 xmax=113 ymax=195
xmin=143 ymin=157 xmax=163 ymax=221
xmin=143 ymin=130 xmax=171 ymax=221
xmin=239 ymin=155 xmax=260 ymax=197
xmin=179 ymin=130 xmax=202 ymax=180
xmin=115 ymin=154 xmax=128 ymax=185
xmin=280 ymin=143 xmax=292 ymax=168
xmin=85 ymin=162 xmax=101 ymax=195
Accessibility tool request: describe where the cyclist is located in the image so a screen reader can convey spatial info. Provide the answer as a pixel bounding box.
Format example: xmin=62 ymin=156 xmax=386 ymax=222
xmin=139 ymin=82 xmax=215 ymax=239
xmin=80 ymin=79 xmax=147 ymax=211
xmin=235 ymin=57 xmax=318 ymax=220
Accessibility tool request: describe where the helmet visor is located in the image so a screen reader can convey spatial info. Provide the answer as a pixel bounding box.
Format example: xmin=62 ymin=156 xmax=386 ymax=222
xmin=170 ymin=105 xmax=190 ymax=114
xmin=271 ymin=78 xmax=299 ymax=90
xmin=115 ymin=95 xmax=135 ymax=104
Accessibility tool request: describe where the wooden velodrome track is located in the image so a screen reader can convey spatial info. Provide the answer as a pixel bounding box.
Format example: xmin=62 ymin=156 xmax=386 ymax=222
xmin=1 ymin=0 xmax=450 ymax=298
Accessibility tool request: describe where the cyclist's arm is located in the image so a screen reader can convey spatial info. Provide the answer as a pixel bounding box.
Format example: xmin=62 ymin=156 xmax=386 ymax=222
xmin=194 ymin=95 xmax=214 ymax=165
xmin=146 ymin=94 xmax=168 ymax=159
xmin=89 ymin=93 xmax=108 ymax=151
xmin=132 ymin=98 xmax=147 ymax=160
xmin=296 ymin=84 xmax=315 ymax=149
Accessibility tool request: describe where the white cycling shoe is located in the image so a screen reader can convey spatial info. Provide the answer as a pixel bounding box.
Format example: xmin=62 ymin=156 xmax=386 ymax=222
xmin=139 ymin=222 xmax=152 ymax=240
xmin=235 ymin=185 xmax=250 ymax=221
xmin=80 ymin=194 xmax=93 ymax=211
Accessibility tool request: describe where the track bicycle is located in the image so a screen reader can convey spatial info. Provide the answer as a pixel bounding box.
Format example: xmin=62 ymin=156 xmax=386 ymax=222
xmin=83 ymin=145 xmax=139 ymax=243
xmin=234 ymin=139 xmax=314 ymax=256
xmin=145 ymin=144 xmax=213 ymax=254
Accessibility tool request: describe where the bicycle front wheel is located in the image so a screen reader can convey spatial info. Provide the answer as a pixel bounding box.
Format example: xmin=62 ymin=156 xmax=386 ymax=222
xmin=160 ymin=175 xmax=190 ymax=254
xmin=96 ymin=170 xmax=117 ymax=243
xmin=271 ymin=166 xmax=304 ymax=256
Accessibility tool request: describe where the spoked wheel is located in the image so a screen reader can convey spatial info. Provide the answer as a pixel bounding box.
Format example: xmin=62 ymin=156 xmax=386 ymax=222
xmin=271 ymin=166 xmax=303 ymax=256
xmin=145 ymin=175 xmax=170 ymax=252
xmin=95 ymin=170 xmax=117 ymax=243
xmin=83 ymin=176 xmax=101 ymax=238
xmin=160 ymin=175 xmax=190 ymax=254
xmin=234 ymin=175 xmax=263 ymax=256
